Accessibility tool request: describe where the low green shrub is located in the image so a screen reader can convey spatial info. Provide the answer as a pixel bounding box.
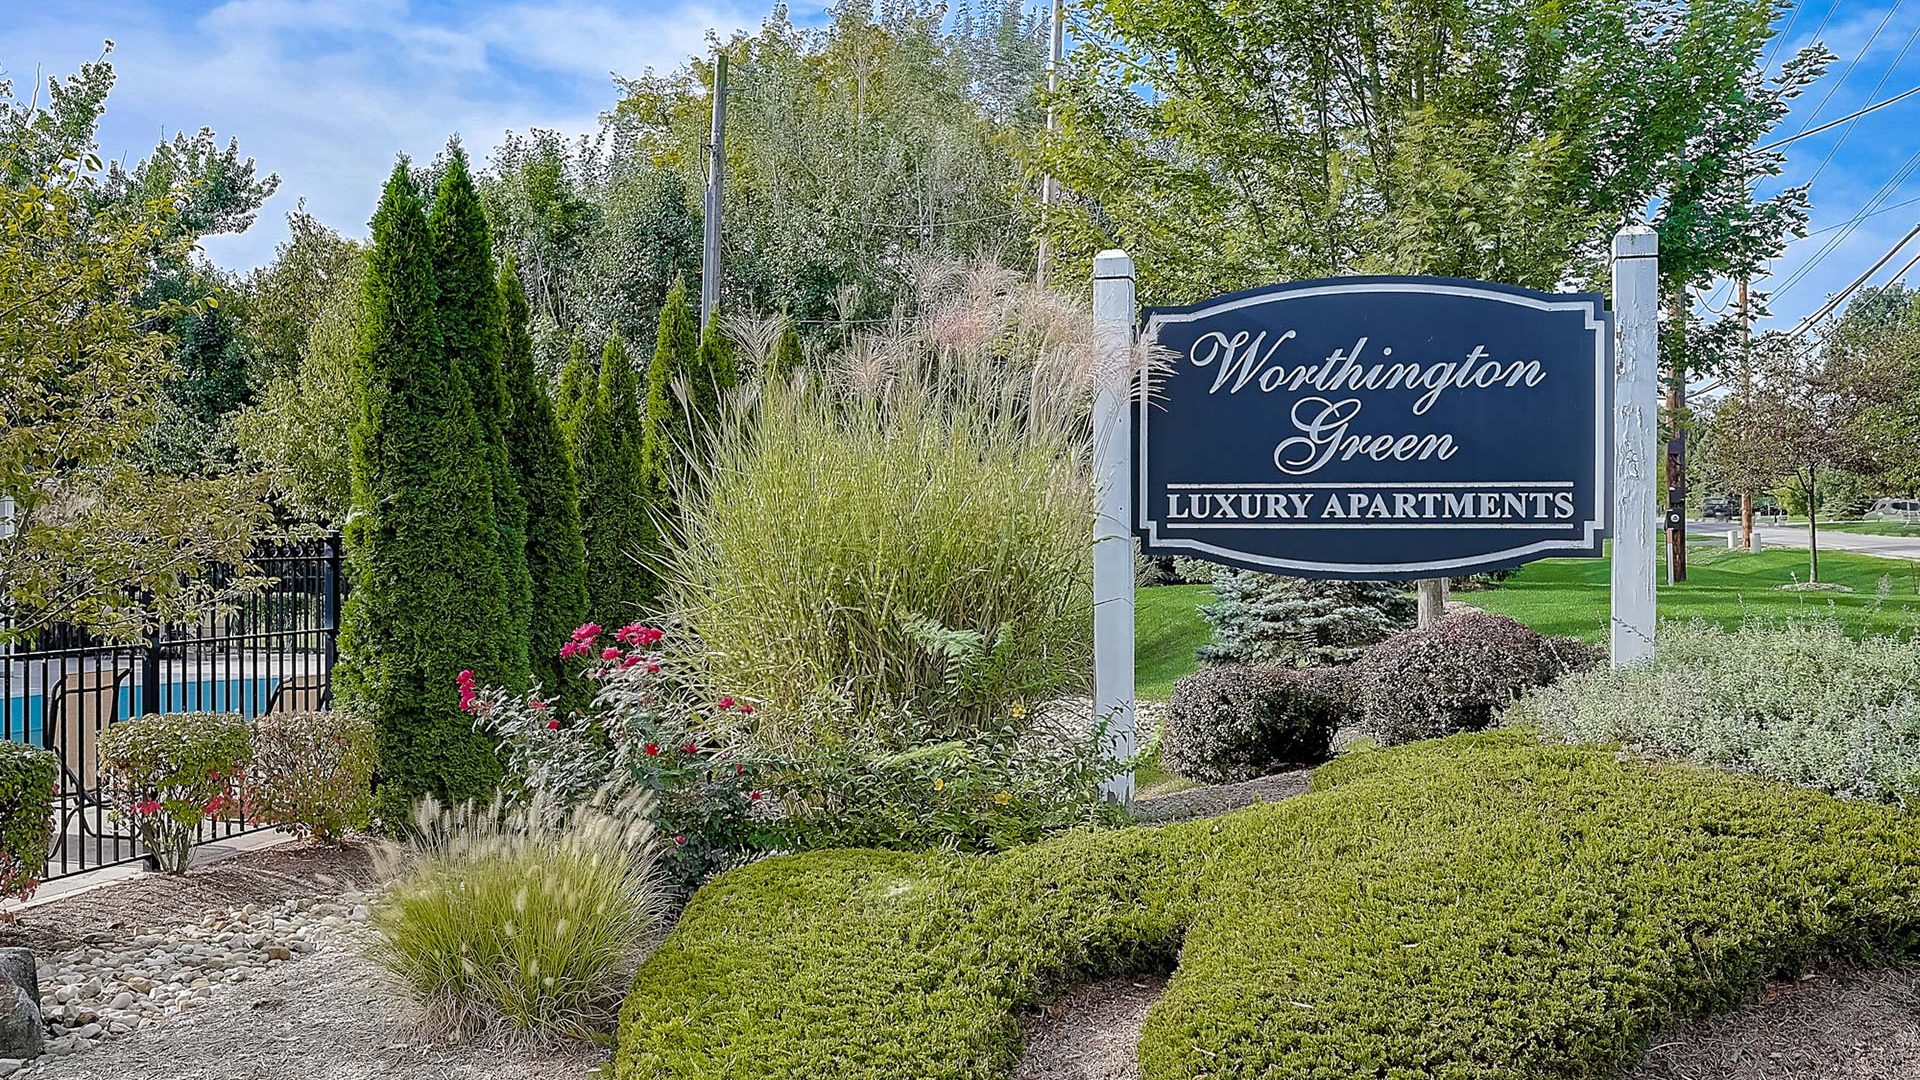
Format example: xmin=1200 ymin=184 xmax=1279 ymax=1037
xmin=249 ymin=710 xmax=377 ymax=840
xmin=97 ymin=711 xmax=249 ymax=874
xmin=615 ymin=732 xmax=1920 ymax=1080
xmin=0 ymin=743 xmax=57 ymax=901
xmin=369 ymin=784 xmax=666 ymax=1041
xmin=1515 ymin=618 xmax=1920 ymax=804
xmin=1160 ymin=665 xmax=1342 ymax=783
xmin=1350 ymin=610 xmax=1552 ymax=745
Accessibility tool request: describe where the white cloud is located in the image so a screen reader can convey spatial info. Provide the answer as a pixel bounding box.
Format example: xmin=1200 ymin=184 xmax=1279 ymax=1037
xmin=3 ymin=0 xmax=761 ymax=269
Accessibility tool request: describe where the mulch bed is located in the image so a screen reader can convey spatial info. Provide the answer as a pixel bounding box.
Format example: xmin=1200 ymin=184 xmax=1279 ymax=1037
xmin=0 ymin=841 xmax=377 ymax=955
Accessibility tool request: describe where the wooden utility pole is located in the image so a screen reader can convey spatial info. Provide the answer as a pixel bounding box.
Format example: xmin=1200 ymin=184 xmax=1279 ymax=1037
xmin=1035 ymin=0 xmax=1064 ymax=284
xmin=701 ymin=49 xmax=728 ymax=332
xmin=1738 ymin=277 xmax=1754 ymax=552
xmin=1665 ymin=292 xmax=1687 ymax=584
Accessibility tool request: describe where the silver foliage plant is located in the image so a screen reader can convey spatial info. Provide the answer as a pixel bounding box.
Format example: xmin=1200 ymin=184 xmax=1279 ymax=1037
xmin=1513 ymin=618 xmax=1920 ymax=806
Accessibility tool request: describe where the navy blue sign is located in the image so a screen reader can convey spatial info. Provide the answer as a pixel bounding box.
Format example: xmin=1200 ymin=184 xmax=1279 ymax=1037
xmin=1135 ymin=277 xmax=1612 ymax=580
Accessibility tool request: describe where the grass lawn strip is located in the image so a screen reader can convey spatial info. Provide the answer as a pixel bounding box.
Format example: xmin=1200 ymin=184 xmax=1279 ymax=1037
xmin=616 ymin=731 xmax=1920 ymax=1079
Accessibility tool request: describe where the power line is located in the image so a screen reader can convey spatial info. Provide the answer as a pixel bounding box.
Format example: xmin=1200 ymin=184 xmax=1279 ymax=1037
xmin=1797 ymin=11 xmax=1920 ymax=189
xmin=1784 ymin=217 xmax=1920 ymax=339
xmin=1758 ymin=82 xmax=1920 ymax=152
xmin=1768 ymin=145 xmax=1920 ymax=300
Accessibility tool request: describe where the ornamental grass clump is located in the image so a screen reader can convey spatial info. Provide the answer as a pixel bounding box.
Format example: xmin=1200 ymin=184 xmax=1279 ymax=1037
xmin=368 ymin=783 xmax=666 ymax=1042
xmin=1514 ymin=617 xmax=1920 ymax=804
xmin=660 ymin=261 xmax=1131 ymax=751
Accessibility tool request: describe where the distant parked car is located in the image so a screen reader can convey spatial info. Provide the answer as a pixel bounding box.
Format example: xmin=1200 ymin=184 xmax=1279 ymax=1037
xmin=1701 ymin=496 xmax=1736 ymax=520
xmin=1868 ymin=497 xmax=1920 ymax=522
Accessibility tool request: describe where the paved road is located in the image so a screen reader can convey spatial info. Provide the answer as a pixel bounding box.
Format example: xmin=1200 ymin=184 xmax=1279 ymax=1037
xmin=1689 ymin=519 xmax=1920 ymax=562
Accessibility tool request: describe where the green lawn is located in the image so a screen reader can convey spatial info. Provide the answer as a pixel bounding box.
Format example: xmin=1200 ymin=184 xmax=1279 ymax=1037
xmin=1811 ymin=520 xmax=1920 ymax=538
xmin=1459 ymin=544 xmax=1920 ymax=641
xmin=1132 ymin=546 xmax=1920 ymax=702
xmin=1135 ymin=583 xmax=1212 ymax=701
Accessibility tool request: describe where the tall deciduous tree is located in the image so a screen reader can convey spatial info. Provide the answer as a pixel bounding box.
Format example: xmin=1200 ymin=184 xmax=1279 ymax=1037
xmin=1038 ymin=0 xmax=1812 ymax=304
xmin=430 ymin=142 xmax=532 ymax=689
xmin=579 ymin=332 xmax=657 ymax=622
xmin=338 ymin=161 xmax=505 ymax=820
xmin=500 ymin=256 xmax=590 ymax=694
xmin=1 ymin=56 xmax=269 ymax=644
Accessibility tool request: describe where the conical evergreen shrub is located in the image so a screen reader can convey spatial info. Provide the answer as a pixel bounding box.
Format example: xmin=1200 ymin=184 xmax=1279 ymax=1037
xmin=642 ymin=276 xmax=700 ymax=492
xmin=1198 ymin=572 xmax=1415 ymax=668
xmin=337 ymin=160 xmax=506 ymax=820
xmin=500 ymin=256 xmax=589 ymax=698
xmin=556 ymin=337 xmax=592 ymax=443
xmin=767 ymin=319 xmax=805 ymax=381
xmin=429 ymin=141 xmax=531 ymax=689
xmin=579 ymin=332 xmax=658 ymax=623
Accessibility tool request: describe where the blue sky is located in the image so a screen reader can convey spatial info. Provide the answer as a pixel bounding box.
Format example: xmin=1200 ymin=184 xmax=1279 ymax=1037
xmin=4 ymin=0 xmax=1919 ymax=335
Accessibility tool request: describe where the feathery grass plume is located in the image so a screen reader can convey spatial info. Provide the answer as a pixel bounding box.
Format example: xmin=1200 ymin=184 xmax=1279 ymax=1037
xmin=656 ymin=256 xmax=1159 ymax=752
xmin=368 ymin=782 xmax=666 ymax=1043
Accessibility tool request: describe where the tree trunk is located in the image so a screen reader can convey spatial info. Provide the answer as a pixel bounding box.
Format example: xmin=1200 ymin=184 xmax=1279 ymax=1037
xmin=1740 ymin=491 xmax=1753 ymax=552
xmin=1665 ymin=292 xmax=1688 ymax=583
xmin=1416 ymin=578 xmax=1448 ymax=629
xmin=1806 ymin=466 xmax=1819 ymax=585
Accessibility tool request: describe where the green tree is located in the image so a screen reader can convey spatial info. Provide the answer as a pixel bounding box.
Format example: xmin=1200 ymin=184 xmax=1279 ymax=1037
xmin=500 ymin=256 xmax=590 ymax=695
xmin=337 ymin=161 xmax=506 ymax=820
xmin=556 ymin=337 xmax=593 ymax=442
xmin=1198 ymin=573 xmax=1415 ymax=668
xmin=430 ymin=141 xmax=532 ymax=689
xmin=642 ymin=276 xmax=701 ymax=489
xmin=1 ymin=57 xmax=269 ymax=644
xmin=1038 ymin=0 xmax=1807 ymax=303
xmin=579 ymin=332 xmax=658 ymax=622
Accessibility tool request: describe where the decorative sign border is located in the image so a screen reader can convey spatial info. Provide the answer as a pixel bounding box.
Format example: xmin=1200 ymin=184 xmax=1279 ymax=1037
xmin=1135 ymin=276 xmax=1614 ymax=579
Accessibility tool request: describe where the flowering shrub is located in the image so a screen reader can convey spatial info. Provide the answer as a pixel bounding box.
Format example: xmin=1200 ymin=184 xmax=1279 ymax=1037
xmin=369 ymin=782 xmax=665 ymax=1041
xmin=0 ymin=743 xmax=57 ymax=902
xmin=249 ymin=709 xmax=376 ymax=840
xmin=471 ymin=622 xmax=1124 ymax=885
xmin=96 ymin=711 xmax=250 ymax=874
xmin=470 ymin=622 xmax=771 ymax=892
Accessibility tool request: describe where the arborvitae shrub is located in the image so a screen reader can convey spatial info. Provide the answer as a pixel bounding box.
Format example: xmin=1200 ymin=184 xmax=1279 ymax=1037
xmin=1350 ymin=610 xmax=1553 ymax=746
xmin=1161 ymin=665 xmax=1344 ymax=783
xmin=338 ymin=161 xmax=505 ymax=821
xmin=430 ymin=142 xmax=531 ymax=690
xmin=578 ymin=332 xmax=658 ymax=623
xmin=1199 ymin=572 xmax=1414 ymax=667
xmin=556 ymin=337 xmax=593 ymax=443
xmin=500 ymin=258 xmax=590 ymax=697
xmin=642 ymin=276 xmax=700 ymax=492
xmin=767 ymin=319 xmax=804 ymax=380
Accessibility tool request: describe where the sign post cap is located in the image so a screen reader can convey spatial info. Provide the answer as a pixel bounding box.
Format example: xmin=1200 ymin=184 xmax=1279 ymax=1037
xmin=1093 ymin=249 xmax=1135 ymax=278
xmin=1612 ymin=225 xmax=1658 ymax=258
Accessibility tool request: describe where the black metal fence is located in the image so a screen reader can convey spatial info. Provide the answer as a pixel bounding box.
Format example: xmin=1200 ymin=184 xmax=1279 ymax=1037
xmin=0 ymin=537 xmax=343 ymax=880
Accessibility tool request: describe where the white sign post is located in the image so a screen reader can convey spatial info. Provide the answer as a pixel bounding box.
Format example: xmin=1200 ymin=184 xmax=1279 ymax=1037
xmin=1092 ymin=250 xmax=1137 ymax=803
xmin=1610 ymin=225 xmax=1659 ymax=666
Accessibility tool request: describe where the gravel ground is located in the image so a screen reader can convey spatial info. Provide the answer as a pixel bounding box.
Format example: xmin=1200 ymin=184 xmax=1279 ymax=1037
xmin=1129 ymin=768 xmax=1314 ymax=824
xmin=25 ymin=937 xmax=604 ymax=1080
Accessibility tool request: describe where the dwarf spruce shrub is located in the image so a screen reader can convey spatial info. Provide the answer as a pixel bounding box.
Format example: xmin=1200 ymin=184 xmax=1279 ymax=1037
xmin=97 ymin=711 xmax=249 ymax=874
xmin=0 ymin=743 xmax=58 ymax=900
xmin=1160 ymin=665 xmax=1342 ymax=783
xmin=615 ymin=732 xmax=1920 ymax=1080
xmin=1199 ymin=572 xmax=1413 ymax=668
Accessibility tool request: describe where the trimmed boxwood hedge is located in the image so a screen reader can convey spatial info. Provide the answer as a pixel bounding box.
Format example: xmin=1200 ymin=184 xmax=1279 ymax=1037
xmin=615 ymin=731 xmax=1920 ymax=1079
